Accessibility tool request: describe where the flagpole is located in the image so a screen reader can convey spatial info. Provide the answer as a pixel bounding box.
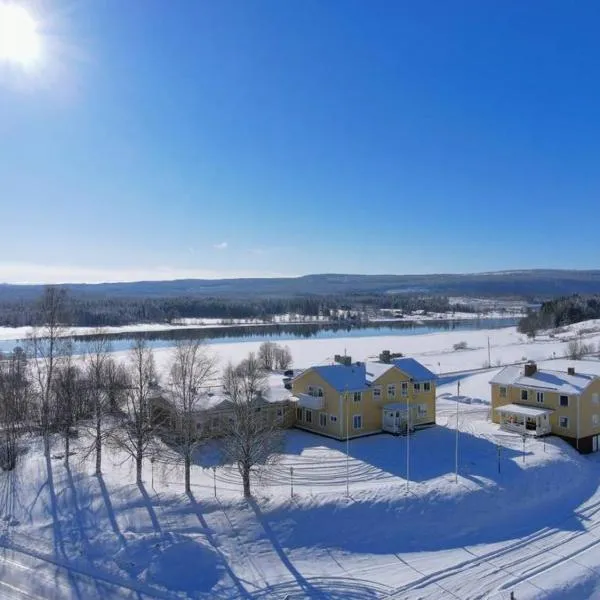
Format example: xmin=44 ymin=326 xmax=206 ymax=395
xmin=455 ymin=380 xmax=460 ymax=483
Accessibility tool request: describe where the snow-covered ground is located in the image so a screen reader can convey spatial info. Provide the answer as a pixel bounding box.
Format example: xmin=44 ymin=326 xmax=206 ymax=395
xmin=3 ymin=321 xmax=600 ymax=598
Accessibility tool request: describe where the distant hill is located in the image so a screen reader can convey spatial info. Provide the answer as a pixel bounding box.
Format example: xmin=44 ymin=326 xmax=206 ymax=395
xmin=2 ymin=269 xmax=600 ymax=300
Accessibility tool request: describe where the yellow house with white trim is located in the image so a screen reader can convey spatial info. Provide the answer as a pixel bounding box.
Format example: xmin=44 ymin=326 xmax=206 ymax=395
xmin=490 ymin=361 xmax=600 ymax=453
xmin=291 ymin=357 xmax=436 ymax=439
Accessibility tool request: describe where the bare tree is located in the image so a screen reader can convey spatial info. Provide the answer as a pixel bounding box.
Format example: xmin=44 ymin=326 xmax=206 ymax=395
xmin=27 ymin=286 xmax=69 ymax=456
xmin=83 ymin=334 xmax=114 ymax=475
xmin=0 ymin=348 xmax=30 ymax=471
xmin=221 ymin=353 xmax=283 ymax=497
xmin=258 ymin=341 xmax=277 ymax=371
xmin=274 ymin=345 xmax=293 ymax=370
xmin=53 ymin=346 xmax=81 ymax=464
xmin=168 ymin=340 xmax=217 ymax=493
xmin=111 ymin=339 xmax=156 ymax=484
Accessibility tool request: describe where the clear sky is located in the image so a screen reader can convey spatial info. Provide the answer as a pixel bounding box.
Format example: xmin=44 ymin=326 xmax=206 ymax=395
xmin=1 ymin=1 xmax=600 ymax=283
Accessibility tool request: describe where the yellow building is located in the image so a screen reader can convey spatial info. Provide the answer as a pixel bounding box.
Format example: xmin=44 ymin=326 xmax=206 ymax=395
xmin=490 ymin=361 xmax=600 ymax=453
xmin=291 ymin=357 xmax=436 ymax=440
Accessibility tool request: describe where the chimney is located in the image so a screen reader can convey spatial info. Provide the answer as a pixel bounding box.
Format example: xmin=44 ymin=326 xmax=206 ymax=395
xmin=568 ymin=367 xmax=575 ymax=376
xmin=524 ymin=361 xmax=537 ymax=377
xmin=334 ymin=354 xmax=352 ymax=366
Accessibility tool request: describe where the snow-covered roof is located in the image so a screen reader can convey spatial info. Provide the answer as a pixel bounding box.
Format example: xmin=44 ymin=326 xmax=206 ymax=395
xmin=311 ymin=363 xmax=367 ymax=392
xmin=490 ymin=365 xmax=597 ymax=395
xmin=391 ymin=358 xmax=436 ymax=382
xmin=365 ymin=362 xmax=394 ymax=383
xmin=494 ymin=403 xmax=554 ymax=417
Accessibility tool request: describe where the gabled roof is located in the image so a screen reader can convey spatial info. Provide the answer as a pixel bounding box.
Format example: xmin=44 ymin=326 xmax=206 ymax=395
xmin=391 ymin=358 xmax=436 ymax=382
xmin=365 ymin=362 xmax=394 ymax=383
xmin=310 ymin=363 xmax=367 ymax=392
xmin=490 ymin=365 xmax=596 ymax=395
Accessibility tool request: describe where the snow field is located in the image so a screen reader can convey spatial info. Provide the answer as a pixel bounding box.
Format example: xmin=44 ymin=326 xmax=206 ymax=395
xmin=3 ymin=322 xmax=600 ymax=598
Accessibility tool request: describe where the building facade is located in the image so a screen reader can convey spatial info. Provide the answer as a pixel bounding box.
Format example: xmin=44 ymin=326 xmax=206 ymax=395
xmin=291 ymin=357 xmax=436 ymax=440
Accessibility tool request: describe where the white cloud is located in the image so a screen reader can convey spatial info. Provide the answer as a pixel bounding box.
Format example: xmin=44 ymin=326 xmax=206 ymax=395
xmin=213 ymin=241 xmax=228 ymax=250
xmin=0 ymin=262 xmax=296 ymax=284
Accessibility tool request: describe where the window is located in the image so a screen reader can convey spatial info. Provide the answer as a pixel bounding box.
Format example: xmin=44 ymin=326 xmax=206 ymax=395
xmin=387 ymin=384 xmax=396 ymax=399
xmin=373 ymin=386 xmax=382 ymax=400
xmin=559 ymin=416 xmax=569 ymax=429
xmin=401 ymin=382 xmax=408 ymax=397
xmin=413 ymin=383 xmax=421 ymax=393
xmin=423 ymin=382 xmax=431 ymax=392
xmin=330 ymin=414 xmax=338 ymax=423
xmin=536 ymin=392 xmax=544 ymax=404
xmin=296 ymin=407 xmax=302 ymax=420
xmin=499 ymin=386 xmax=507 ymax=398
xmin=353 ymin=414 xmax=362 ymax=429
xmin=417 ymin=404 xmax=427 ymax=417
xmin=521 ymin=389 xmax=528 ymax=401
xmin=593 ymin=414 xmax=600 ymax=427
xmin=319 ymin=413 xmax=327 ymax=427
xmin=560 ymin=395 xmax=569 ymax=407
xmin=353 ymin=391 xmax=362 ymax=403
xmin=593 ymin=393 xmax=600 ymax=405
xmin=305 ymin=409 xmax=312 ymax=424
xmin=308 ymin=385 xmax=323 ymax=397
xmin=276 ymin=407 xmax=283 ymax=423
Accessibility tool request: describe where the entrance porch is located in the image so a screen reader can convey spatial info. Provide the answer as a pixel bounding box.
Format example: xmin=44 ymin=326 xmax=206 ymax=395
xmin=495 ymin=403 xmax=553 ymax=437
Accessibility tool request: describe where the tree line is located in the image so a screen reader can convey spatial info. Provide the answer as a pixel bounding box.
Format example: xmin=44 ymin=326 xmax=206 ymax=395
xmin=518 ymin=295 xmax=600 ymax=336
xmin=0 ymin=287 xmax=290 ymax=498
xmin=0 ymin=290 xmax=477 ymax=327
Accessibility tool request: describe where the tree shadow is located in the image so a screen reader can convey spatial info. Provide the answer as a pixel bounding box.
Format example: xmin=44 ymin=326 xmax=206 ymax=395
xmin=96 ymin=474 xmax=128 ymax=549
xmin=248 ymin=498 xmax=327 ymax=599
xmin=136 ymin=481 xmax=162 ymax=534
xmin=186 ymin=490 xmax=253 ymax=599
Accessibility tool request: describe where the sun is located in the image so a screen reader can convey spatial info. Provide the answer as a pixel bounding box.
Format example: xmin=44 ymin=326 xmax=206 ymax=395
xmin=0 ymin=3 xmax=41 ymax=66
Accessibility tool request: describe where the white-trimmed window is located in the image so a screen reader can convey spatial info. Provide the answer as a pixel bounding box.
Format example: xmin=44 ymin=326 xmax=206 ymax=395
xmin=319 ymin=413 xmax=327 ymax=427
xmin=559 ymin=416 xmax=569 ymax=429
xmin=353 ymin=414 xmax=362 ymax=429
xmin=521 ymin=389 xmax=528 ymax=401
xmin=296 ymin=407 xmax=302 ymax=420
xmin=373 ymin=386 xmax=382 ymax=400
xmin=353 ymin=391 xmax=362 ymax=403
xmin=401 ymin=382 xmax=408 ymax=397
xmin=499 ymin=386 xmax=507 ymax=398
xmin=305 ymin=409 xmax=312 ymax=424
xmin=593 ymin=393 xmax=600 ymax=405
xmin=307 ymin=385 xmax=324 ymax=397
xmin=387 ymin=384 xmax=396 ymax=399
xmin=417 ymin=404 xmax=427 ymax=418
xmin=423 ymin=382 xmax=431 ymax=392
xmin=536 ymin=392 xmax=544 ymax=404
xmin=330 ymin=414 xmax=337 ymax=423
xmin=560 ymin=395 xmax=569 ymax=407
xmin=593 ymin=414 xmax=600 ymax=427
xmin=413 ymin=382 xmax=421 ymax=393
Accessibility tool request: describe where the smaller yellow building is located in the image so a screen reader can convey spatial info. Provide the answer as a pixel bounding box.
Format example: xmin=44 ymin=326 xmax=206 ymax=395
xmin=490 ymin=361 xmax=600 ymax=453
xmin=291 ymin=357 xmax=436 ymax=440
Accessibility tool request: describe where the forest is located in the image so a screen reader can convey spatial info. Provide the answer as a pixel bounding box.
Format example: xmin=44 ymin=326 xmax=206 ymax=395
xmin=0 ymin=288 xmax=476 ymax=328
xmin=518 ymin=295 xmax=600 ymax=335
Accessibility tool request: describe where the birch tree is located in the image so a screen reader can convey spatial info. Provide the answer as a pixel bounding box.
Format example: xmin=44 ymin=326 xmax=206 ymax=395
xmin=28 ymin=286 xmax=69 ymax=456
xmin=0 ymin=348 xmax=30 ymax=471
xmin=112 ymin=339 xmax=156 ymax=484
xmin=53 ymin=348 xmax=80 ymax=465
xmin=221 ymin=353 xmax=282 ymax=497
xmin=168 ymin=340 xmax=217 ymax=493
xmin=83 ymin=334 xmax=114 ymax=475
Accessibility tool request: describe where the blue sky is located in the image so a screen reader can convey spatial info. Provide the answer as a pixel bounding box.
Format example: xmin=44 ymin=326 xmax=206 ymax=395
xmin=1 ymin=1 xmax=600 ymax=283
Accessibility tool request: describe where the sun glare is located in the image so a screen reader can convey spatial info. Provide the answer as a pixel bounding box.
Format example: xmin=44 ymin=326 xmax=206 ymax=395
xmin=0 ymin=3 xmax=41 ymax=66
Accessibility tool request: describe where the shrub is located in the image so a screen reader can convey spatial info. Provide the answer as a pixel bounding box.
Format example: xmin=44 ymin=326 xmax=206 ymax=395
xmin=453 ymin=341 xmax=468 ymax=351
